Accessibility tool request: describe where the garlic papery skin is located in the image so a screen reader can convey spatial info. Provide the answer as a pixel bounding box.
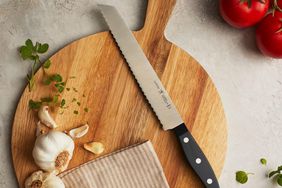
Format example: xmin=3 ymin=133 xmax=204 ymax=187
xmin=25 ymin=170 xmax=65 ymax=188
xmin=32 ymin=131 xmax=74 ymax=174
xmin=38 ymin=106 xmax=58 ymax=128
xmin=69 ymin=124 xmax=89 ymax=139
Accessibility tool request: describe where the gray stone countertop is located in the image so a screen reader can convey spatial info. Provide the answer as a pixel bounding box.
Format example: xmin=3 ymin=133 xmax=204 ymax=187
xmin=0 ymin=0 xmax=282 ymax=187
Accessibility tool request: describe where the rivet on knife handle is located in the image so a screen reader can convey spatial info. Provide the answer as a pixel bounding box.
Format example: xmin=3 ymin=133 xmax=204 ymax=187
xmin=174 ymin=124 xmax=219 ymax=188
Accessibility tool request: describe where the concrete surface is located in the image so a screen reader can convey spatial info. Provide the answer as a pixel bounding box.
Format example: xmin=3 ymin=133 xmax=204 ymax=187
xmin=0 ymin=0 xmax=282 ymax=187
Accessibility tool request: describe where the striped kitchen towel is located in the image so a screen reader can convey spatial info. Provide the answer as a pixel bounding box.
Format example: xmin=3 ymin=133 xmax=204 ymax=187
xmin=59 ymin=141 xmax=170 ymax=188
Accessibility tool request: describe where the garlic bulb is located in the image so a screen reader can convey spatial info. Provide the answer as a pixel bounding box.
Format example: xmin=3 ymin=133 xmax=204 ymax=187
xmin=32 ymin=131 xmax=74 ymax=174
xmin=69 ymin=124 xmax=89 ymax=139
xmin=38 ymin=106 xmax=58 ymax=128
xmin=25 ymin=170 xmax=65 ymax=188
xmin=84 ymin=141 xmax=105 ymax=155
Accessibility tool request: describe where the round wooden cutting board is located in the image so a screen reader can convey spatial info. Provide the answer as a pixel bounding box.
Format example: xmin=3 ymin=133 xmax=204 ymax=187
xmin=11 ymin=0 xmax=228 ymax=187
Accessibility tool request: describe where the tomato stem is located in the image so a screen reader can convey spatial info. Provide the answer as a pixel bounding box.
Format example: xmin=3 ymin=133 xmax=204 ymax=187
xmin=273 ymin=0 xmax=282 ymax=15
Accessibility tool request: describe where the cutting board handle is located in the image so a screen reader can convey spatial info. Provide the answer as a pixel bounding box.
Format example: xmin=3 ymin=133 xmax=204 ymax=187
xmin=141 ymin=0 xmax=176 ymax=37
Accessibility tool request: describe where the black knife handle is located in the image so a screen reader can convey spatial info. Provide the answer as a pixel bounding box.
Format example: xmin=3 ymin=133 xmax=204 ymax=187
xmin=174 ymin=123 xmax=220 ymax=188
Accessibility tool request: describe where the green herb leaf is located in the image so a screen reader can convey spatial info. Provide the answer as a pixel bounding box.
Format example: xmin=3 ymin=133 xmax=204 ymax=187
xmin=37 ymin=43 xmax=49 ymax=53
xmin=30 ymin=55 xmax=39 ymax=61
xmin=28 ymin=100 xmax=42 ymax=110
xmin=51 ymin=74 xmax=63 ymax=82
xmin=277 ymin=175 xmax=282 ymax=186
xmin=236 ymin=171 xmax=249 ymax=184
xmin=269 ymin=171 xmax=279 ymax=178
xmin=60 ymin=99 xmax=66 ymax=108
xmin=84 ymin=107 xmax=89 ymax=112
xmin=20 ymin=46 xmax=32 ymax=60
xmin=270 ymin=166 xmax=282 ymax=178
xmin=260 ymin=158 xmax=267 ymax=165
xmin=25 ymin=39 xmax=34 ymax=50
xmin=56 ymin=85 xmax=65 ymax=93
xmin=73 ymin=110 xmax=79 ymax=115
xmin=43 ymin=59 xmax=51 ymax=69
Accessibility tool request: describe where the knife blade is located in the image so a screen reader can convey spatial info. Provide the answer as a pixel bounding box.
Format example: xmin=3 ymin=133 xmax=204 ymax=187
xmin=99 ymin=4 xmax=220 ymax=188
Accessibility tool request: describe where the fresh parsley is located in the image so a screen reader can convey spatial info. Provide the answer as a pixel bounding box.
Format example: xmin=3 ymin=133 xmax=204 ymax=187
xmin=236 ymin=158 xmax=282 ymax=187
xmin=236 ymin=171 xmax=253 ymax=184
xmin=43 ymin=74 xmax=65 ymax=93
xmin=278 ymin=175 xmax=282 ymax=186
xmin=269 ymin=166 xmax=282 ymax=187
xmin=19 ymin=39 xmax=50 ymax=91
xmin=269 ymin=166 xmax=282 ymax=178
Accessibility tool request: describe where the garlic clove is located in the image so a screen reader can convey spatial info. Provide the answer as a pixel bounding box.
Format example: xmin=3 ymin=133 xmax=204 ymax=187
xmin=69 ymin=124 xmax=89 ymax=139
xmin=25 ymin=170 xmax=46 ymax=188
xmin=38 ymin=106 xmax=58 ymax=129
xmin=32 ymin=131 xmax=74 ymax=174
xmin=84 ymin=141 xmax=105 ymax=155
xmin=25 ymin=170 xmax=65 ymax=188
xmin=44 ymin=174 xmax=65 ymax=188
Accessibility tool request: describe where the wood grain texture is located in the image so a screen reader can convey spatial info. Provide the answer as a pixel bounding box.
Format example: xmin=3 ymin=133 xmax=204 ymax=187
xmin=11 ymin=0 xmax=228 ymax=187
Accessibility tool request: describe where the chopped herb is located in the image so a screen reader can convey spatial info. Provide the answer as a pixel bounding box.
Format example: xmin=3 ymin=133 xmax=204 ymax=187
xmin=28 ymin=99 xmax=42 ymax=110
xmin=42 ymin=74 xmax=65 ymax=92
xmin=69 ymin=76 xmax=76 ymax=79
xmin=84 ymin=107 xmax=89 ymax=112
xmin=56 ymin=85 xmax=64 ymax=93
xmin=71 ymin=98 xmax=77 ymax=102
xmin=77 ymin=102 xmax=81 ymax=106
xmin=51 ymin=74 xmax=63 ymax=82
xmin=60 ymin=99 xmax=66 ymax=108
xmin=73 ymin=110 xmax=79 ymax=115
xmin=260 ymin=158 xmax=267 ymax=165
xmin=66 ymin=88 xmax=70 ymax=91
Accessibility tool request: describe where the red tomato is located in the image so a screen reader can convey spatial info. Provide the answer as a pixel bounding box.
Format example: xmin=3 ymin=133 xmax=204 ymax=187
xmin=220 ymin=0 xmax=270 ymax=28
xmin=256 ymin=11 xmax=282 ymax=58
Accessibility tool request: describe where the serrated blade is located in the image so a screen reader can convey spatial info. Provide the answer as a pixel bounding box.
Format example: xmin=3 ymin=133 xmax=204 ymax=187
xmin=99 ymin=4 xmax=183 ymax=130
